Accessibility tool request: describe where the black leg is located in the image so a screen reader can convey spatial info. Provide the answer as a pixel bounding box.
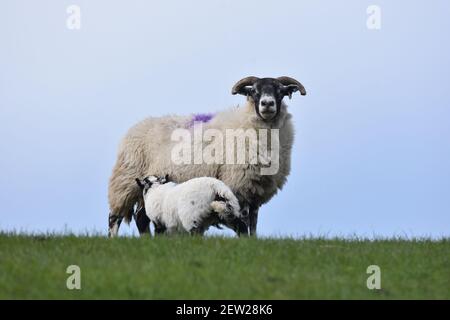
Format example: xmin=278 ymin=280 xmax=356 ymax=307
xmin=153 ymin=221 xmax=167 ymax=235
xmin=235 ymin=202 xmax=250 ymax=237
xmin=236 ymin=219 xmax=249 ymax=237
xmin=249 ymin=207 xmax=259 ymax=236
xmin=135 ymin=206 xmax=151 ymax=236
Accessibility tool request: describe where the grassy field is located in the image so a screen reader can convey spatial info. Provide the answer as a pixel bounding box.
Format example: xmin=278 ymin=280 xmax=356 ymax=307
xmin=0 ymin=233 xmax=449 ymax=299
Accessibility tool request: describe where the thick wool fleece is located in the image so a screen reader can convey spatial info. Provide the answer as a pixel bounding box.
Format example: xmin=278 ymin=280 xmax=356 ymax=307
xmin=109 ymin=100 xmax=294 ymax=223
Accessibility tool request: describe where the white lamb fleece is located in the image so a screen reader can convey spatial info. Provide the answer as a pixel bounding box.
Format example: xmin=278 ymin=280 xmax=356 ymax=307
xmin=144 ymin=177 xmax=242 ymax=235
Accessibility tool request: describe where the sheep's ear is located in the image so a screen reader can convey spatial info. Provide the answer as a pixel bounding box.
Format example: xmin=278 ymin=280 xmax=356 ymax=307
xmin=281 ymin=85 xmax=299 ymax=100
xmin=233 ymin=86 xmax=253 ymax=97
xmin=277 ymin=76 xmax=307 ymax=96
xmin=231 ymin=76 xmax=259 ymax=96
xmin=164 ymin=174 xmax=170 ymax=182
xmin=135 ymin=178 xmax=144 ymax=189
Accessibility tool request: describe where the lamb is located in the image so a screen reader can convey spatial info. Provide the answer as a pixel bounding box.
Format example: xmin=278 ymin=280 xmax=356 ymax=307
xmin=135 ymin=176 xmax=243 ymax=235
xmin=108 ymin=76 xmax=306 ymax=237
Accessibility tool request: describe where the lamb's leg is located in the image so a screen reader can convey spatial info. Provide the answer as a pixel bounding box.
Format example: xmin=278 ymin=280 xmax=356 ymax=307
xmin=249 ymin=207 xmax=259 ymax=236
xmin=134 ymin=206 xmax=151 ymax=236
xmin=153 ymin=221 xmax=167 ymax=235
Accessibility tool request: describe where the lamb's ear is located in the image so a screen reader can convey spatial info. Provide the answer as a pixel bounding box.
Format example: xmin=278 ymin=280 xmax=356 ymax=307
xmin=135 ymin=178 xmax=144 ymax=189
xmin=164 ymin=174 xmax=170 ymax=182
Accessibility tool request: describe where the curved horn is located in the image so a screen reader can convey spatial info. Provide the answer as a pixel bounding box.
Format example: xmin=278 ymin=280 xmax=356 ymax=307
xmin=277 ymin=76 xmax=307 ymax=96
xmin=231 ymin=76 xmax=260 ymax=95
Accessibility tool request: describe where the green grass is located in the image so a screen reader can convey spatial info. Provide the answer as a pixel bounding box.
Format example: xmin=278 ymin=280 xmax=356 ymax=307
xmin=0 ymin=233 xmax=449 ymax=299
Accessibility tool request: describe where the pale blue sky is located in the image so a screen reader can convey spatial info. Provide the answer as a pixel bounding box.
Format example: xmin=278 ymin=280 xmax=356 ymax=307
xmin=1 ymin=1 xmax=449 ymax=237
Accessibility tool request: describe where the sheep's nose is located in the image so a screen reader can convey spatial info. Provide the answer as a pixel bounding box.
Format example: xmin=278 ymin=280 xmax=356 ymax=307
xmin=261 ymin=100 xmax=275 ymax=107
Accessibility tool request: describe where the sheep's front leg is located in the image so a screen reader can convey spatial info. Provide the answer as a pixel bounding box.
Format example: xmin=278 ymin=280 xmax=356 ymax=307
xmin=249 ymin=207 xmax=259 ymax=236
xmin=134 ymin=206 xmax=151 ymax=236
xmin=233 ymin=202 xmax=249 ymax=237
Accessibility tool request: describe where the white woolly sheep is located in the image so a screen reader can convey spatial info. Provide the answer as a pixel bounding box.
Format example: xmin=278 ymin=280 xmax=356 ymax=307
xmin=136 ymin=176 xmax=242 ymax=235
xmin=108 ymin=76 xmax=306 ymax=237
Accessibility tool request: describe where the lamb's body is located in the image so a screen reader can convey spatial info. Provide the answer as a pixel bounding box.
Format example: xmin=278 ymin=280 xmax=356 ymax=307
xmin=108 ymin=101 xmax=294 ymax=231
xmin=143 ymin=177 xmax=241 ymax=234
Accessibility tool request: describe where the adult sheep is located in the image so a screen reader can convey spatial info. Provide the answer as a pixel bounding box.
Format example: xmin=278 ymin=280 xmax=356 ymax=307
xmin=108 ymin=76 xmax=307 ymax=237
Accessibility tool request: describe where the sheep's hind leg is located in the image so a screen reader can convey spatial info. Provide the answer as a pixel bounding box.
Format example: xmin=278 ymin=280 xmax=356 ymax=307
xmin=134 ymin=206 xmax=151 ymax=236
xmin=108 ymin=213 xmax=123 ymax=238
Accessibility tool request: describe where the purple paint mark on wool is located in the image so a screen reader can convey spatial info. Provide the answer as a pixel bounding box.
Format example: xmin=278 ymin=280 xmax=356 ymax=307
xmin=193 ymin=113 xmax=214 ymax=123
xmin=187 ymin=113 xmax=215 ymax=127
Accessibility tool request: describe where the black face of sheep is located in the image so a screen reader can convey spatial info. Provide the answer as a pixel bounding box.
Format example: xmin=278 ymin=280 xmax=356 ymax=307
xmin=232 ymin=76 xmax=307 ymax=121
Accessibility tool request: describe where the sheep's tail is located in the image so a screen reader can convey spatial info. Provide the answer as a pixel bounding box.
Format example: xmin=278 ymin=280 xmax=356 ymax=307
xmin=210 ymin=181 xmax=240 ymax=215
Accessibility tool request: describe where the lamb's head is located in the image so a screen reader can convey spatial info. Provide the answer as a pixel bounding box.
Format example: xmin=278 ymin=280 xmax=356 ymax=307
xmin=211 ymin=194 xmax=248 ymax=236
xmin=232 ymin=76 xmax=306 ymax=121
xmin=135 ymin=174 xmax=170 ymax=195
